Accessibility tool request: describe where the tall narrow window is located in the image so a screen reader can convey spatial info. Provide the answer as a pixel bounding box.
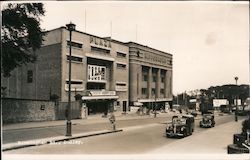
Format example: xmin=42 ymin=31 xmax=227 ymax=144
xmin=142 ymin=88 xmax=147 ymax=95
xmin=27 ymin=70 xmax=33 ymax=83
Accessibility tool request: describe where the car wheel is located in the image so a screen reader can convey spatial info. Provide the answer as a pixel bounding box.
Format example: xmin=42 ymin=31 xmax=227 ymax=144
xmin=183 ymin=130 xmax=187 ymax=137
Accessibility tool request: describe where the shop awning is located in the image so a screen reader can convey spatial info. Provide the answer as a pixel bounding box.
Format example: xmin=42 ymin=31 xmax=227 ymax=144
xmin=82 ymin=95 xmax=119 ymax=100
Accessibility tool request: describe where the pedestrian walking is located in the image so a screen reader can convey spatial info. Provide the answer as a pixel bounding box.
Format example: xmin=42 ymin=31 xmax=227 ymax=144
xmin=109 ymin=112 xmax=116 ymax=130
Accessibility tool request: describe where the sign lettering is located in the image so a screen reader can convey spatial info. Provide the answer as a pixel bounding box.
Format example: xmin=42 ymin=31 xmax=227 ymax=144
xmin=144 ymin=53 xmax=167 ymax=64
xmin=90 ymin=36 xmax=111 ymax=49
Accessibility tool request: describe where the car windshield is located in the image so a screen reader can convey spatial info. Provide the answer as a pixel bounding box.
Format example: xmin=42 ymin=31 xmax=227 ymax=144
xmin=204 ymin=114 xmax=212 ymax=118
xmin=173 ymin=118 xmax=186 ymax=125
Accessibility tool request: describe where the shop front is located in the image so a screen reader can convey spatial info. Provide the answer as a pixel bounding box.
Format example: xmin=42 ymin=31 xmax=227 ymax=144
xmin=81 ymin=90 xmax=118 ymax=116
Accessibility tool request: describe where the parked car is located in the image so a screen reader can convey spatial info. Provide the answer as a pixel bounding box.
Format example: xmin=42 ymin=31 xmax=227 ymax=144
xmin=166 ymin=115 xmax=195 ymax=138
xmin=232 ymin=106 xmax=236 ymax=112
xmin=199 ymin=112 xmax=215 ymax=128
xmin=237 ymin=106 xmax=248 ymax=116
xmin=220 ymin=105 xmax=231 ymax=113
xmin=190 ymin=111 xmax=198 ymax=117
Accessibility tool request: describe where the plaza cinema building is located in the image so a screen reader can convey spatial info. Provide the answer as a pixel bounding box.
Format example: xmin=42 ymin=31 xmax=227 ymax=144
xmin=125 ymin=42 xmax=173 ymax=110
xmin=2 ymin=27 xmax=129 ymax=115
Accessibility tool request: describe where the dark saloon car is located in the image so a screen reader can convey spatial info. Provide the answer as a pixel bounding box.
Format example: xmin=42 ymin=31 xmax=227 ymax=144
xmin=166 ymin=115 xmax=195 ymax=138
xmin=199 ymin=112 xmax=215 ymax=128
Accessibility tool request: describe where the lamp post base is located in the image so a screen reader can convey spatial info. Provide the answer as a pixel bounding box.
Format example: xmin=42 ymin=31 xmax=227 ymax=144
xmin=66 ymin=121 xmax=72 ymax=136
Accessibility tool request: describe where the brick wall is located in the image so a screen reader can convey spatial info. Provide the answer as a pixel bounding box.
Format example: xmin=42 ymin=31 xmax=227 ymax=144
xmin=2 ymin=98 xmax=56 ymax=124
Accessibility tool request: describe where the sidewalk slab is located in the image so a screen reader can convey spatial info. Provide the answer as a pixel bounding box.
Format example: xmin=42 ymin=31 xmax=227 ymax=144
xmin=2 ymin=112 xmax=175 ymax=131
xmin=3 ymin=111 xmax=227 ymax=131
xmin=2 ymin=129 xmax=123 ymax=152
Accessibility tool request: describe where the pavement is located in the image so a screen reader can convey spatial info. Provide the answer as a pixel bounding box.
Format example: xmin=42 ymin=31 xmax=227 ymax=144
xmin=2 ymin=110 xmax=229 ymax=152
xmin=2 ymin=111 xmax=175 ymax=131
xmin=2 ymin=111 xmax=175 ymax=151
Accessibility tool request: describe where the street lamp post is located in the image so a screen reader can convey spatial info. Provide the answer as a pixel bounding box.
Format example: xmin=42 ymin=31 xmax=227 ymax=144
xmin=154 ymin=94 xmax=157 ymax=118
xmin=66 ymin=22 xmax=76 ymax=136
xmin=235 ymin=76 xmax=238 ymax=122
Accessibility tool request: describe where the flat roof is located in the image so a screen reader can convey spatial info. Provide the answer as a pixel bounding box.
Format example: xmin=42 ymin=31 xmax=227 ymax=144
xmin=45 ymin=26 xmax=127 ymax=46
xmin=45 ymin=27 xmax=172 ymax=55
xmin=125 ymin=41 xmax=172 ymax=57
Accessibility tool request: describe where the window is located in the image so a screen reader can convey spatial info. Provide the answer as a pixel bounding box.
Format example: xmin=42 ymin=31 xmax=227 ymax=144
xmin=117 ymin=101 xmax=120 ymax=106
xmin=116 ymin=82 xmax=127 ymax=91
xmin=142 ymin=88 xmax=147 ymax=95
xmin=116 ymin=83 xmax=126 ymax=86
xmin=160 ymin=89 xmax=165 ymax=94
xmin=87 ymin=83 xmax=105 ymax=90
xmin=161 ymin=76 xmax=165 ymax=83
xmin=67 ymin=41 xmax=83 ymax=48
xmin=65 ymin=80 xmax=84 ymax=91
xmin=117 ymin=63 xmax=126 ymax=69
xmin=143 ymin=75 xmax=148 ymax=81
xmin=88 ymin=65 xmax=106 ymax=82
xmin=117 ymin=52 xmax=126 ymax=58
xmin=153 ymin=76 xmax=157 ymax=82
xmin=27 ymin=70 xmax=33 ymax=83
xmin=91 ymin=46 xmax=110 ymax=54
xmin=66 ymin=81 xmax=83 ymax=84
xmin=67 ymin=55 xmax=83 ymax=62
xmin=152 ymin=88 xmax=156 ymax=95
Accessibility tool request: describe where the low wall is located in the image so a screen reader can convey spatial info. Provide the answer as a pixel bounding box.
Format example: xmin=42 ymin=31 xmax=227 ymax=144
xmin=2 ymin=98 xmax=56 ymax=124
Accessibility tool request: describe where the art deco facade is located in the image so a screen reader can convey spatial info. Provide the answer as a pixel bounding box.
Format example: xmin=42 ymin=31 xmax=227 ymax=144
xmin=2 ymin=27 xmax=129 ymax=114
xmin=2 ymin=26 xmax=172 ymax=115
xmin=126 ymin=42 xmax=173 ymax=110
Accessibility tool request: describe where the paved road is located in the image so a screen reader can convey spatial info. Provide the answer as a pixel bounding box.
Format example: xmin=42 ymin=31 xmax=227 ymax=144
xmin=3 ymin=116 xmax=173 ymax=144
xmin=4 ymin=114 xmax=243 ymax=154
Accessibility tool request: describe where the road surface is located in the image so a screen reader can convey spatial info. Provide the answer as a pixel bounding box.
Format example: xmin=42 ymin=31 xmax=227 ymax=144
xmin=4 ymin=114 xmax=244 ymax=154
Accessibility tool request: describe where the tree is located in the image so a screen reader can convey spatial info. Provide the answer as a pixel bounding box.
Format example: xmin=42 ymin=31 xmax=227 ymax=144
xmin=1 ymin=3 xmax=45 ymax=77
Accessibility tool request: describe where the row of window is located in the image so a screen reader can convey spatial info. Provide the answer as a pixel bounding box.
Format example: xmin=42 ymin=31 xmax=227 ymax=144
xmin=143 ymin=75 xmax=165 ymax=82
xmin=141 ymin=88 xmax=165 ymax=95
xmin=67 ymin=41 xmax=83 ymax=49
xmin=66 ymin=54 xmax=127 ymax=70
xmin=67 ymin=41 xmax=127 ymax=58
xmin=66 ymin=55 xmax=83 ymax=62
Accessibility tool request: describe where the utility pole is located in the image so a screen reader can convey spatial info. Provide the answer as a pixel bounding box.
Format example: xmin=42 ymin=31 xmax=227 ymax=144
xmin=66 ymin=22 xmax=76 ymax=136
xmin=235 ymin=76 xmax=239 ymax=122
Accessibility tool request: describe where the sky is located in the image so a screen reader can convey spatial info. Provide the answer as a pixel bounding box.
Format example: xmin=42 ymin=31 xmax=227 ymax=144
xmin=4 ymin=1 xmax=249 ymax=94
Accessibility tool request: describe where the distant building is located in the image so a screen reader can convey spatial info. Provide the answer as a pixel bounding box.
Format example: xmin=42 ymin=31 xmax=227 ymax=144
xmin=125 ymin=42 xmax=173 ymax=110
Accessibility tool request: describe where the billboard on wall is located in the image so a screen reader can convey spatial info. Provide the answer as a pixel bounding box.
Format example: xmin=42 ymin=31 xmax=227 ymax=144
xmin=88 ymin=65 xmax=106 ymax=82
xmin=213 ymin=99 xmax=229 ymax=107
xmin=234 ymin=99 xmax=241 ymax=106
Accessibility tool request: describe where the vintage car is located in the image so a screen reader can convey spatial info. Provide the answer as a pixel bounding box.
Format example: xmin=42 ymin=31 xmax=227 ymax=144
xmin=199 ymin=112 xmax=215 ymax=128
xmin=166 ymin=115 xmax=195 ymax=138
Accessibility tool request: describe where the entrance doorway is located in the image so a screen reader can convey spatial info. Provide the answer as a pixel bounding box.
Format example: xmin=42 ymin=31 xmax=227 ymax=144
xmin=87 ymin=101 xmax=109 ymax=115
xmin=86 ymin=100 xmax=115 ymax=115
